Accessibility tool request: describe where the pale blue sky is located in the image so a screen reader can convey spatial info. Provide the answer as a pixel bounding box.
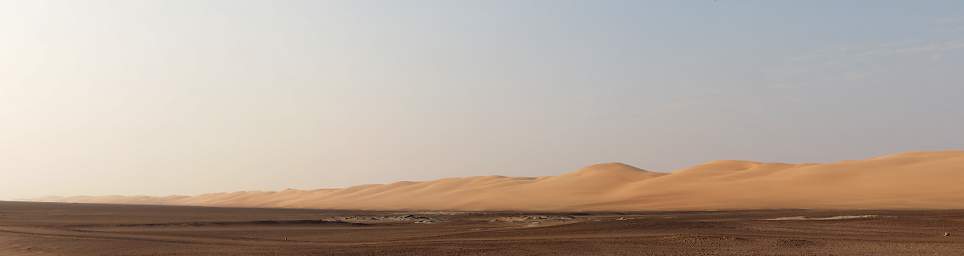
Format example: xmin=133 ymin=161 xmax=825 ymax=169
xmin=1 ymin=0 xmax=963 ymax=199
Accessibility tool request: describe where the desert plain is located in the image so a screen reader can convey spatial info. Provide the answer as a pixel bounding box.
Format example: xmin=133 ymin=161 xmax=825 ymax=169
xmin=5 ymin=151 xmax=964 ymax=255
xmin=2 ymin=201 xmax=964 ymax=255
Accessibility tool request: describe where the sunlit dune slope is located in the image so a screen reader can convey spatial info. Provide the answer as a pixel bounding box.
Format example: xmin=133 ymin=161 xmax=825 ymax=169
xmin=38 ymin=151 xmax=964 ymax=211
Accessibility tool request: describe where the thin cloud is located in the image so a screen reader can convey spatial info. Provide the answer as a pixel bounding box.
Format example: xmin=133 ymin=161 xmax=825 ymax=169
xmin=765 ymin=38 xmax=964 ymax=90
xmin=892 ymin=40 xmax=964 ymax=55
xmin=789 ymin=39 xmax=964 ymax=64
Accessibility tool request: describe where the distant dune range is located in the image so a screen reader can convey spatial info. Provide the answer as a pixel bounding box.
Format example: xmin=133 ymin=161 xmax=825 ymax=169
xmin=37 ymin=151 xmax=964 ymax=211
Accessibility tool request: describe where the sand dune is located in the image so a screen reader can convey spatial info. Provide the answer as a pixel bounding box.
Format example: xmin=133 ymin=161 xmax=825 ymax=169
xmin=38 ymin=150 xmax=964 ymax=211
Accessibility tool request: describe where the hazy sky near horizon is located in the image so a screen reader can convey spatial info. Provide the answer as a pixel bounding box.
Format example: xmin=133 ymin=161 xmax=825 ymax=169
xmin=2 ymin=0 xmax=963 ymax=199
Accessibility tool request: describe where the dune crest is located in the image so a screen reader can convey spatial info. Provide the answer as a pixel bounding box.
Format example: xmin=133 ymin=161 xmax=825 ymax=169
xmin=37 ymin=150 xmax=964 ymax=211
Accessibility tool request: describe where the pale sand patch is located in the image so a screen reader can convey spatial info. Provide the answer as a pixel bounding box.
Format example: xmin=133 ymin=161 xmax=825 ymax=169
xmin=764 ymin=215 xmax=879 ymax=221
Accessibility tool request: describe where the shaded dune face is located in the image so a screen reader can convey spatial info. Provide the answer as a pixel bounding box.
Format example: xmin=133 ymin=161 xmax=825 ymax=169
xmin=39 ymin=150 xmax=964 ymax=211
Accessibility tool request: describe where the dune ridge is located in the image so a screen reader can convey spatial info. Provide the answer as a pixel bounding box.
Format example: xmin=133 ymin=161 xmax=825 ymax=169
xmin=37 ymin=151 xmax=964 ymax=211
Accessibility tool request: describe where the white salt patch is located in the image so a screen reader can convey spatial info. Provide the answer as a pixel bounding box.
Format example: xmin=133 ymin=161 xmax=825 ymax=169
xmin=764 ymin=215 xmax=878 ymax=221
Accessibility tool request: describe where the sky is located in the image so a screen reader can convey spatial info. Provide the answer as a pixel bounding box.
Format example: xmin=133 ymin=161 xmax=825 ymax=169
xmin=1 ymin=0 xmax=963 ymax=199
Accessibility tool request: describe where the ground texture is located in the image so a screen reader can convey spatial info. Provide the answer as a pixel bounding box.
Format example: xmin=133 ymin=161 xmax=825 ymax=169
xmin=2 ymin=201 xmax=963 ymax=255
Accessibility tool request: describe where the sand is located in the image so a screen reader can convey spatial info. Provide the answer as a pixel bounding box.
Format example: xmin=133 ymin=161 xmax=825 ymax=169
xmin=3 ymin=201 xmax=964 ymax=256
xmin=36 ymin=150 xmax=964 ymax=211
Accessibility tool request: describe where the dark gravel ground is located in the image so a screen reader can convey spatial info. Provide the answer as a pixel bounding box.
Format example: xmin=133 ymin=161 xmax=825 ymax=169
xmin=2 ymin=201 xmax=963 ymax=255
